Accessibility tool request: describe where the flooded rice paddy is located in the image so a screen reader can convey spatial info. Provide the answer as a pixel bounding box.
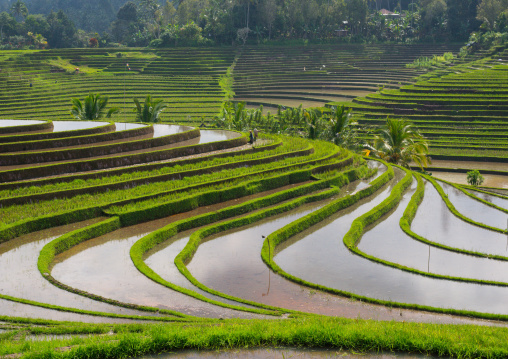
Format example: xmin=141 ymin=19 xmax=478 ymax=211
xmin=412 ymin=182 xmax=508 ymax=257
xmin=274 ymin=177 xmax=508 ymax=315
xmin=467 ymin=189 xmax=508 ymax=210
xmin=432 ymin=171 xmax=508 ymax=189
xmin=0 ymin=120 xmax=45 ymax=127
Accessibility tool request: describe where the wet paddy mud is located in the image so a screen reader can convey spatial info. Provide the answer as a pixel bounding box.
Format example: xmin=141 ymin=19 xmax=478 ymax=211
xmin=52 ymin=211 xmax=274 ymax=319
xmin=186 ymin=171 xmax=434 ymax=320
xmin=0 ymin=128 xmax=241 ymax=172
xmin=432 ymin=172 xmax=508 ymax=189
xmin=0 ymin=219 xmax=160 ymax=318
xmin=467 ymin=189 xmax=508 ymax=210
xmin=0 ymin=298 xmax=146 ymax=324
xmin=144 ymin=183 xmax=314 ymax=307
xmin=439 ymin=181 xmax=507 ymax=229
xmin=140 ymin=348 xmax=434 ymax=359
xmin=412 ymin=181 xmax=508 ymax=257
xmin=358 ymin=181 xmax=508 ymax=284
xmin=274 ymin=177 xmax=508 ymax=316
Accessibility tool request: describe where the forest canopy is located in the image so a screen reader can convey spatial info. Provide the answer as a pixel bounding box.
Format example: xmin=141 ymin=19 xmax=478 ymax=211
xmin=0 ymin=0 xmax=507 ymax=49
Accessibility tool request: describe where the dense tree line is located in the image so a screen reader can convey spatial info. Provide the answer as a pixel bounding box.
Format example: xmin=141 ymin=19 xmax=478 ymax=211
xmin=0 ymin=0 xmax=507 ymax=49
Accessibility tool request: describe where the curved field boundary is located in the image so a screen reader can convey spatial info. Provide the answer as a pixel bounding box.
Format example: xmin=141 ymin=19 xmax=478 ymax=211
xmin=400 ymin=175 xmax=508 ymax=262
xmin=263 ymin=166 xmax=508 ymax=322
xmin=342 ymin=172 xmax=508 ymax=287
xmin=171 ymin=164 xmax=391 ymax=313
xmin=0 ymin=151 xmax=349 ymax=243
xmin=0 ymin=127 xmax=200 ymax=166
xmin=0 ymin=132 xmax=247 ymax=183
xmin=425 ymin=176 xmax=508 ymax=234
xmin=440 ymin=180 xmax=508 ymax=215
xmin=0 ymin=123 xmax=153 ymax=153
xmin=0 ymin=122 xmax=116 ymax=144
xmin=0 ymin=137 xmax=282 ymax=191
xmin=110 ymin=153 xmax=353 ymax=226
xmin=130 ymin=165 xmax=372 ymax=315
xmin=0 ymin=120 xmax=53 ymax=135
xmin=37 ymin=217 xmax=196 ymax=319
xmin=37 ymin=163 xmax=369 ymax=318
xmin=0 ymin=143 xmax=310 ymax=207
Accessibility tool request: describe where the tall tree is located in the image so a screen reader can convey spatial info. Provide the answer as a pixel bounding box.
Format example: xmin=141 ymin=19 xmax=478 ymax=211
xmin=10 ymin=0 xmax=28 ymax=21
xmin=447 ymin=0 xmax=480 ymax=41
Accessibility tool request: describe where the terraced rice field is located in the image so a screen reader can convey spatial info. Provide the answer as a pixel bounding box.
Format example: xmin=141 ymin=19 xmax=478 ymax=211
xmin=233 ymin=44 xmax=461 ymax=112
xmin=348 ymin=46 xmax=508 ymax=164
xmin=0 ymin=120 xmax=506 ymax=330
xmin=0 ymin=48 xmax=233 ymax=123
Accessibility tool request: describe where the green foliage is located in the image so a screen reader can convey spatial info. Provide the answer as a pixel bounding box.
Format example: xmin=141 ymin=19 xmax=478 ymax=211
xmin=364 ymin=117 xmax=430 ymax=169
xmin=133 ymin=95 xmax=167 ymax=123
xmin=467 ymin=169 xmax=485 ymax=186
xmin=406 ymin=52 xmax=455 ymax=68
xmin=71 ymin=93 xmax=119 ymax=121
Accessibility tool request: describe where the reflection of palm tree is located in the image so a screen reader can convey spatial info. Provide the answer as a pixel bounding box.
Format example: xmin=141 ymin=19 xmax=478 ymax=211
xmin=364 ymin=117 xmax=430 ymax=169
xmin=133 ymin=95 xmax=167 ymax=123
xmin=10 ymin=0 xmax=28 ymax=20
xmin=71 ymin=93 xmax=119 ymax=121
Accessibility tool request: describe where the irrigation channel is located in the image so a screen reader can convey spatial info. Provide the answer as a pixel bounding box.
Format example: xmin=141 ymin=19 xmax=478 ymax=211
xmin=0 ymin=120 xmax=507 ymax=328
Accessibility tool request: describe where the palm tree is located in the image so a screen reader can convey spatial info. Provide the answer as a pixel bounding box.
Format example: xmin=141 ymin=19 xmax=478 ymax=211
xmin=71 ymin=93 xmax=119 ymax=121
xmin=364 ymin=117 xmax=430 ymax=169
xmin=10 ymin=0 xmax=28 ymax=21
xmin=133 ymin=95 xmax=167 ymax=123
xmin=326 ymin=105 xmax=359 ymax=150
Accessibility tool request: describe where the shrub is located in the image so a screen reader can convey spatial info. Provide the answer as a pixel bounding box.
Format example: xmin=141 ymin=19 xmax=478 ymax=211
xmin=467 ymin=169 xmax=485 ymax=186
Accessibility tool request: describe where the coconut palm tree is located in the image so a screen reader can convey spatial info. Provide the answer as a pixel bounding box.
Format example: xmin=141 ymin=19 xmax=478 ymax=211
xmin=133 ymin=95 xmax=167 ymax=123
xmin=325 ymin=105 xmax=360 ymax=150
xmin=71 ymin=93 xmax=119 ymax=121
xmin=10 ymin=0 xmax=28 ymax=21
xmin=364 ymin=117 xmax=430 ymax=169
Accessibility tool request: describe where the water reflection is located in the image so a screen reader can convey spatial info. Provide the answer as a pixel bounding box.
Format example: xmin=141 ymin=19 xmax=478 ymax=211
xmin=413 ymin=182 xmax=508 ymax=256
xmin=276 ymin=179 xmax=508 ymax=315
xmin=358 ymin=181 xmax=508 ymax=283
xmin=0 ymin=120 xmax=44 ymax=127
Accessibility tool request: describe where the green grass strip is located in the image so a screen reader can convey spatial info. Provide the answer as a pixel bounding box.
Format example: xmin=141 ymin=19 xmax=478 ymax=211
xmin=131 ymin=165 xmax=372 ymax=317
xmin=343 ymin=170 xmax=508 ymax=287
xmin=401 ymin=173 xmax=508 ymax=261
xmin=425 ymin=175 xmax=508 ymax=234
xmin=4 ymin=316 xmax=508 ymax=359
xmin=263 ymin=165 xmax=508 ymax=321
xmin=172 ymin=165 xmax=382 ymax=314
xmin=37 ymin=217 xmax=192 ymax=319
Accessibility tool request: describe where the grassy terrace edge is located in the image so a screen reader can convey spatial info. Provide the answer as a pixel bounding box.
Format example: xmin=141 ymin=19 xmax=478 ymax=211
xmin=35 ymin=159 xmax=366 ymax=317
xmin=261 ymin=162 xmax=508 ymax=322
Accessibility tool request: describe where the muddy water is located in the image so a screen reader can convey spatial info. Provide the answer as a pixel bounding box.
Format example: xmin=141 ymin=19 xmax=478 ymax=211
xmin=412 ymin=181 xmax=508 ymax=257
xmin=0 ymin=219 xmax=160 ymax=318
xmin=186 ymin=173 xmax=401 ymax=316
xmin=0 ymin=298 xmax=146 ymax=324
xmin=143 ymin=162 xmax=386 ymax=296
xmin=467 ymin=189 xmax=508 ymax=210
xmin=140 ymin=348 xmax=433 ymax=359
xmin=144 ymin=183 xmax=316 ymax=307
xmin=275 ymin=181 xmax=508 ymax=316
xmin=358 ymin=181 xmax=508 ymax=284
xmin=432 ymin=172 xmax=508 ymax=189
xmin=0 ymin=120 xmax=44 ymax=127
xmin=439 ymin=181 xmax=507 ymax=230
xmin=51 ymin=215 xmax=270 ymax=319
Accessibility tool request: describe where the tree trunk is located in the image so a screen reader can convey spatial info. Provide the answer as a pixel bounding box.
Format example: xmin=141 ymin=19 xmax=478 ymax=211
xmin=246 ymin=2 xmax=250 ymax=28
